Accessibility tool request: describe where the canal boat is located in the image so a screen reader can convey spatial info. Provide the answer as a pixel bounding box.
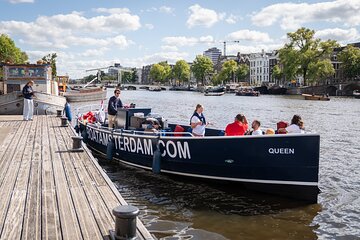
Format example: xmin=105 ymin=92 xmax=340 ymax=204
xmin=302 ymin=94 xmax=330 ymax=101
xmin=235 ymin=88 xmax=260 ymax=97
xmin=64 ymin=86 xmax=107 ymax=102
xmin=77 ymin=107 xmax=320 ymax=203
xmin=204 ymin=91 xmax=225 ymax=96
xmin=0 ymin=63 xmax=66 ymax=115
xmin=353 ymin=90 xmax=360 ymax=99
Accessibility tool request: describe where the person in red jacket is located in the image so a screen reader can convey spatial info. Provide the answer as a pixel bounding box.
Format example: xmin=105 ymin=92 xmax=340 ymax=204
xmin=225 ymin=114 xmax=248 ymax=136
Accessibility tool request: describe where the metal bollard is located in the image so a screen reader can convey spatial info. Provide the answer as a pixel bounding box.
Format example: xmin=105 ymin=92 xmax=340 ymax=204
xmin=56 ymin=109 xmax=62 ymax=117
xmin=71 ymin=136 xmax=83 ymax=152
xmin=60 ymin=116 xmax=68 ymax=127
xmin=110 ymin=205 xmax=139 ymax=240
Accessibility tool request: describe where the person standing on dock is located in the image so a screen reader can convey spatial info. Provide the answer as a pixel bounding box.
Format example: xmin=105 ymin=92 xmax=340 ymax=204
xmin=107 ymin=88 xmax=123 ymax=128
xmin=22 ymin=80 xmax=35 ymax=121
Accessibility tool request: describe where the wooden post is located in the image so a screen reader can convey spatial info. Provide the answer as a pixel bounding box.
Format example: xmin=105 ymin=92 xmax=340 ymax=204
xmin=71 ymin=136 xmax=83 ymax=152
xmin=60 ymin=117 xmax=68 ymax=127
xmin=56 ymin=110 xmax=62 ymax=117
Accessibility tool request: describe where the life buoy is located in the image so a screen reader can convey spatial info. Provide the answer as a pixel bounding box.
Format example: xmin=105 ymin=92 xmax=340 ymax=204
xmin=65 ymin=103 xmax=72 ymax=122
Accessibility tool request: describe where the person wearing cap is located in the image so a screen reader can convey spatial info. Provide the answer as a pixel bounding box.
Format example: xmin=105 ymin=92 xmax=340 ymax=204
xmin=144 ymin=118 xmax=160 ymax=133
xmin=22 ymin=80 xmax=35 ymax=121
xmin=107 ymin=88 xmax=123 ymax=128
xmin=225 ymin=114 xmax=248 ymax=136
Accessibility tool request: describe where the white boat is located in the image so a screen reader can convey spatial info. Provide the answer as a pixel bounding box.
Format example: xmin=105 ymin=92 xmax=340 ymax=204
xmin=353 ymin=90 xmax=360 ymax=99
xmin=0 ymin=63 xmax=67 ymax=115
xmin=64 ymin=87 xmax=107 ymax=102
xmin=0 ymin=91 xmax=66 ymax=115
xmin=204 ymin=91 xmax=225 ymax=96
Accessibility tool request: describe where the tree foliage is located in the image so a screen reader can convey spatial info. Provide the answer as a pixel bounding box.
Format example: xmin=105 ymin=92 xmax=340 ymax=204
xmin=236 ymin=64 xmax=249 ymax=81
xmin=42 ymin=53 xmax=57 ymax=78
xmin=191 ymin=55 xmax=213 ymax=85
xmin=338 ymin=45 xmax=360 ymax=80
xmin=172 ymin=60 xmax=190 ymax=85
xmin=218 ymin=60 xmax=237 ymax=83
xmin=0 ymin=34 xmax=28 ymax=64
xmin=279 ymin=27 xmax=338 ymax=85
xmin=307 ymin=60 xmax=335 ymax=83
xmin=150 ymin=62 xmax=171 ymax=83
xmin=272 ymin=65 xmax=283 ymax=82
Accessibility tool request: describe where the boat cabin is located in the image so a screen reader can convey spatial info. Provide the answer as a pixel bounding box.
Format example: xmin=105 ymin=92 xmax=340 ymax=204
xmin=0 ymin=63 xmax=57 ymax=95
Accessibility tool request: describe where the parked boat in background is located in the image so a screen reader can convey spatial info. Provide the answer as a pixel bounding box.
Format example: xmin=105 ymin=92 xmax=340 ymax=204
xmin=236 ymin=88 xmax=260 ymax=97
xmin=204 ymin=91 xmax=225 ymax=96
xmin=302 ymin=94 xmax=330 ymax=101
xmin=148 ymin=86 xmax=162 ymax=91
xmin=64 ymin=86 xmax=107 ymax=102
xmin=0 ymin=62 xmax=66 ymax=115
xmin=353 ymin=90 xmax=360 ymax=99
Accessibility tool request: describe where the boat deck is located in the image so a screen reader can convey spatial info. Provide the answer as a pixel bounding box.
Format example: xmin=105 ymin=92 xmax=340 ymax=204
xmin=0 ymin=115 xmax=153 ymax=239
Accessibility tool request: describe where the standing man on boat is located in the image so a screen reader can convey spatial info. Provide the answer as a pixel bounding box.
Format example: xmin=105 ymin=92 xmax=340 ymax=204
xmin=107 ymin=88 xmax=123 ymax=128
xmin=22 ymin=80 xmax=35 ymax=121
xmin=190 ymin=104 xmax=207 ymax=137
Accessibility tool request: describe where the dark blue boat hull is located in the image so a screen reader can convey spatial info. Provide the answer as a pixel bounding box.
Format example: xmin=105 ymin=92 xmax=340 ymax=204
xmin=80 ymin=123 xmax=320 ymax=202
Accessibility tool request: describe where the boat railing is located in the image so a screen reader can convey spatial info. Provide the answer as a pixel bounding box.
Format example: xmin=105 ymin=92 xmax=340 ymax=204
xmin=86 ymin=123 xmax=193 ymax=137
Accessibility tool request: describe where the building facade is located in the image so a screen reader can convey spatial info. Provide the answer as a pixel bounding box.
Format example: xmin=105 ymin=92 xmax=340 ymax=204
xmin=203 ymin=47 xmax=222 ymax=64
xmin=249 ymin=50 xmax=270 ymax=86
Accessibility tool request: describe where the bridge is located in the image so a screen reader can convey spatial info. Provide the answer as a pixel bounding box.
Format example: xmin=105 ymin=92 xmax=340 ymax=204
xmin=298 ymin=81 xmax=360 ymax=96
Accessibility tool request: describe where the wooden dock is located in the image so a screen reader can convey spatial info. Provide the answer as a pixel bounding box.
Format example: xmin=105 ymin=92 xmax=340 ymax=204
xmin=0 ymin=115 xmax=153 ymax=240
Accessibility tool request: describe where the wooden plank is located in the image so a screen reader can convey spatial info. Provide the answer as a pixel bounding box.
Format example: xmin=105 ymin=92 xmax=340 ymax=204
xmin=41 ymin=115 xmax=62 ymax=240
xmin=1 ymin=117 xmax=37 ymax=239
xmin=46 ymin=116 xmax=82 ymax=240
xmin=0 ymin=121 xmax=34 ymax=236
xmin=22 ymin=116 xmax=43 ymax=240
xmin=50 ymin=116 xmax=103 ymax=240
xmin=66 ymin=126 xmax=154 ymax=240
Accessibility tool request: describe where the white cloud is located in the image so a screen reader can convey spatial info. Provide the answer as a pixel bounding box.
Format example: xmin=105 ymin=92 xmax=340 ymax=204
xmin=0 ymin=11 xmax=139 ymax=49
xmin=315 ymin=28 xmax=360 ymax=43
xmin=161 ymin=45 xmax=179 ymax=51
xmin=225 ymin=14 xmax=239 ymax=24
xmin=227 ymin=29 xmax=272 ymax=42
xmin=226 ymin=43 xmax=283 ymax=55
xmin=143 ymin=6 xmax=175 ymax=15
xmin=187 ymin=4 xmax=224 ymax=28
xmin=252 ymin=0 xmax=360 ymax=30
xmin=159 ymin=6 xmax=175 ymax=15
xmin=79 ymin=47 xmax=109 ymax=57
xmin=8 ymin=0 xmax=34 ymax=3
xmin=144 ymin=24 xmax=154 ymax=30
xmin=93 ymin=8 xmax=130 ymax=14
xmin=162 ymin=35 xmax=214 ymax=47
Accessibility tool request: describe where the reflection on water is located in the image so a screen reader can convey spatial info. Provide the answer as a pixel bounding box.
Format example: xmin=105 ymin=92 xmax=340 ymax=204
xmin=74 ymin=89 xmax=360 ymax=239
xmin=99 ymin=160 xmax=319 ymax=240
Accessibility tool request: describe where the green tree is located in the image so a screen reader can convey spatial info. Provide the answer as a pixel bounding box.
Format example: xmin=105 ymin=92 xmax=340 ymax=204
xmin=218 ymin=60 xmax=238 ymax=83
xmin=0 ymin=34 xmax=28 ymax=64
xmin=172 ymin=60 xmax=190 ymax=85
xmin=272 ymin=65 xmax=283 ymax=83
xmin=307 ymin=60 xmax=335 ymax=83
xmin=42 ymin=53 xmax=57 ymax=78
xmin=236 ymin=64 xmax=249 ymax=82
xmin=191 ymin=55 xmax=213 ymax=85
xmin=279 ymin=27 xmax=338 ymax=86
xmin=159 ymin=61 xmax=171 ymax=83
xmin=211 ymin=73 xmax=222 ymax=86
xmin=338 ymin=45 xmax=360 ymax=80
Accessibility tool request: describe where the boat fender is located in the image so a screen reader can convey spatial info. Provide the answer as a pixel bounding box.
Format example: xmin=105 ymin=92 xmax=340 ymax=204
xmin=81 ymin=128 xmax=88 ymax=143
xmin=106 ymin=130 xmax=116 ymax=160
xmin=64 ymin=102 xmax=72 ymax=122
xmin=152 ymin=137 xmax=161 ymax=174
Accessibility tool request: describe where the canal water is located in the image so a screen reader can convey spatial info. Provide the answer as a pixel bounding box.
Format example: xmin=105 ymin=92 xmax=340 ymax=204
xmin=75 ymin=89 xmax=360 ymax=239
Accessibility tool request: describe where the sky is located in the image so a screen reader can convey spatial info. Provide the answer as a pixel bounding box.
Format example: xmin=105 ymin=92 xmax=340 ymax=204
xmin=1 ymin=0 xmax=360 ymax=78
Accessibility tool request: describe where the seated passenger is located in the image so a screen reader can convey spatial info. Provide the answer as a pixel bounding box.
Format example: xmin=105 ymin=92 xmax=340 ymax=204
xmin=225 ymin=114 xmax=248 ymax=136
xmin=265 ymin=128 xmax=275 ymax=135
xmin=250 ymin=120 xmax=263 ymax=135
xmin=281 ymin=114 xmax=305 ymax=134
xmin=144 ymin=118 xmax=161 ymax=133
